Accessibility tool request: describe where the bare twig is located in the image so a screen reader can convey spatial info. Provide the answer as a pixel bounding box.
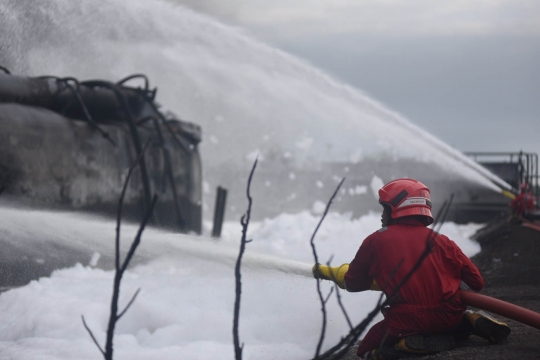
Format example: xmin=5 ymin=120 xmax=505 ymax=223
xmin=311 ymin=178 xmax=345 ymax=358
xmin=104 ymin=194 xmax=157 ymax=360
xmin=117 ymin=288 xmax=141 ymax=321
xmin=323 ymin=255 xmax=353 ymax=331
xmin=120 ymin=194 xmax=158 ymax=273
xmin=333 ymin=283 xmax=353 ymax=330
xmin=378 ymin=258 xmax=404 ymax=294
xmin=60 ymin=78 xmax=117 ymax=146
xmin=377 ymin=329 xmax=392 ymax=353
xmin=324 ymin=287 xmax=335 ymax=304
xmin=316 ymin=292 xmax=386 ymax=360
xmin=82 ymin=141 xmax=158 ymax=360
xmin=233 ymin=158 xmax=258 ymax=360
xmin=82 ymin=315 xmax=105 ymax=356
xmin=115 ymin=140 xmax=151 ymax=272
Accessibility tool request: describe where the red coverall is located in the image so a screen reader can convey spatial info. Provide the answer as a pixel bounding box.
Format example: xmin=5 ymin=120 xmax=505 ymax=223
xmin=344 ymin=217 xmax=484 ymax=357
xmin=510 ymin=192 xmax=536 ymax=217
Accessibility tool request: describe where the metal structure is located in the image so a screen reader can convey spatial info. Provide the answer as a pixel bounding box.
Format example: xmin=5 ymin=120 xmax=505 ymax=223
xmin=0 ymin=71 xmax=202 ymax=233
xmin=466 ymin=151 xmax=539 ymax=205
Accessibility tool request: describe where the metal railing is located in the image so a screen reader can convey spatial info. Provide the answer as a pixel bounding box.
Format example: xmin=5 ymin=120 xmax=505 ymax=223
xmin=465 ymin=151 xmax=539 ymax=206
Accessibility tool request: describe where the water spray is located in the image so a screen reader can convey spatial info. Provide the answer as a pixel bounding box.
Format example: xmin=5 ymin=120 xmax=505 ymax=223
xmin=0 ymin=205 xmax=315 ymax=282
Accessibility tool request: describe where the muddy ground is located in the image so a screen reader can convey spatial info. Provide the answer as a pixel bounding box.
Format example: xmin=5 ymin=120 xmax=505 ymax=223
xmin=339 ymin=220 xmax=540 ymax=360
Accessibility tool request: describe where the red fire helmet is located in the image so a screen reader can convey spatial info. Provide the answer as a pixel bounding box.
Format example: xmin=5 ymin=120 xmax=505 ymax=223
xmin=520 ymin=183 xmax=530 ymax=193
xmin=378 ymin=178 xmax=434 ymax=225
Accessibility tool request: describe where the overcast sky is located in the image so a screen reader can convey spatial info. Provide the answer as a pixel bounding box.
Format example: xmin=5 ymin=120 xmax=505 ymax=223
xmin=173 ymin=0 xmax=540 ymax=157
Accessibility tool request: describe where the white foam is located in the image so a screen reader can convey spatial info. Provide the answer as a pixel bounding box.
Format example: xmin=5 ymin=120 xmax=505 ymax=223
xmin=0 ymin=207 xmax=482 ymax=359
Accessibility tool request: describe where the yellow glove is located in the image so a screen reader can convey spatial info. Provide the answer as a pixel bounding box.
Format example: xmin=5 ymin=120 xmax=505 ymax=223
xmin=312 ymin=263 xmax=349 ymax=289
xmin=370 ymin=280 xmax=381 ymax=291
xmin=312 ymin=263 xmax=382 ymax=291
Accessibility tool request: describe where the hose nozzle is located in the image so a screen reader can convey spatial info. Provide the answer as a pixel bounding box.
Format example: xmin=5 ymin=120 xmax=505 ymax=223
xmin=312 ymin=263 xmax=349 ymax=289
xmin=312 ymin=263 xmax=382 ymax=291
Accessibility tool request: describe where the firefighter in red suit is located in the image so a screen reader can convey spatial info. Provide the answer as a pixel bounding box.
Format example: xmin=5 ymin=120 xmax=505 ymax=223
xmin=313 ymin=178 xmax=510 ymax=359
xmin=510 ymin=183 xmax=536 ymax=219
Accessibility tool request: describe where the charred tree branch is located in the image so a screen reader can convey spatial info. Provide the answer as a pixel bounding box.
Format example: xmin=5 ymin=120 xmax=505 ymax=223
xmin=333 ymin=282 xmax=353 ymax=330
xmin=117 ymin=288 xmax=141 ymax=321
xmin=233 ymin=158 xmax=258 ymax=360
xmin=310 ymin=178 xmax=345 ymax=358
xmin=61 ymin=78 xmax=117 ymax=146
xmin=82 ymin=80 xmax=154 ymax=216
xmin=324 ymin=287 xmax=335 ymax=304
xmin=325 ymin=257 xmax=354 ymax=331
xmin=120 ymin=194 xmax=158 ymax=273
xmin=104 ymin=194 xmax=157 ymax=360
xmin=82 ymin=315 xmax=105 ymax=356
xmin=115 ymin=141 xmax=151 ymax=272
xmin=82 ymin=141 xmax=157 ymax=360
xmin=323 ymin=255 xmax=354 ymax=331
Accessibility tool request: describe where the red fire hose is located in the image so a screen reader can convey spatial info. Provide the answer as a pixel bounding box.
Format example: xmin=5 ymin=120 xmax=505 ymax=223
xmin=314 ymin=265 xmax=540 ymax=329
xmin=460 ymin=290 xmax=540 ymax=330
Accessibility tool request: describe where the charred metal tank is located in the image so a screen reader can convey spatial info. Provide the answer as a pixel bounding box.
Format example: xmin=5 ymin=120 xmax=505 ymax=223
xmin=0 ymin=71 xmax=202 ymax=233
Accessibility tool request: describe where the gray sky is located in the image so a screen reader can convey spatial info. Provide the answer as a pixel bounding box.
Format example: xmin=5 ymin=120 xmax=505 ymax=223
xmin=174 ymin=0 xmax=540 ymax=156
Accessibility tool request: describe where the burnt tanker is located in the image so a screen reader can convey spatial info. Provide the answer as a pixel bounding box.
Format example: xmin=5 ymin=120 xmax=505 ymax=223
xmin=0 ymin=70 xmax=202 ymax=234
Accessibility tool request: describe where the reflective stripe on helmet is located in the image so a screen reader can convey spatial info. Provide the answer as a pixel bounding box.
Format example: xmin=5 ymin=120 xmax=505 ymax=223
xmin=397 ymin=197 xmax=432 ymax=208
xmin=391 ymin=190 xmax=409 ymax=207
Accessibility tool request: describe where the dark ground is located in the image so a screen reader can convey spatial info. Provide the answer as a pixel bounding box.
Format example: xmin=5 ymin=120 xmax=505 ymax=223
xmin=339 ymin=220 xmax=540 ymax=360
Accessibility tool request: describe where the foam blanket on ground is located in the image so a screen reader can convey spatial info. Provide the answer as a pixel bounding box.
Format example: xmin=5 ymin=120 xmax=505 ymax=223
xmin=0 ymin=209 xmax=482 ymax=359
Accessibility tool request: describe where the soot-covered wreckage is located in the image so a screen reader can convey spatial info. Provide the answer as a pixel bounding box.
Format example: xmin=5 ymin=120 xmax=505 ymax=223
xmin=0 ymin=69 xmax=202 ymax=234
xmin=0 ymin=68 xmax=535 ymax=234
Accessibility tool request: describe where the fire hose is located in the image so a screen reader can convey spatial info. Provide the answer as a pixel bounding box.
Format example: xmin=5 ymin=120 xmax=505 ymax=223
xmin=460 ymin=290 xmax=540 ymax=330
xmin=313 ymin=264 xmax=540 ymax=330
